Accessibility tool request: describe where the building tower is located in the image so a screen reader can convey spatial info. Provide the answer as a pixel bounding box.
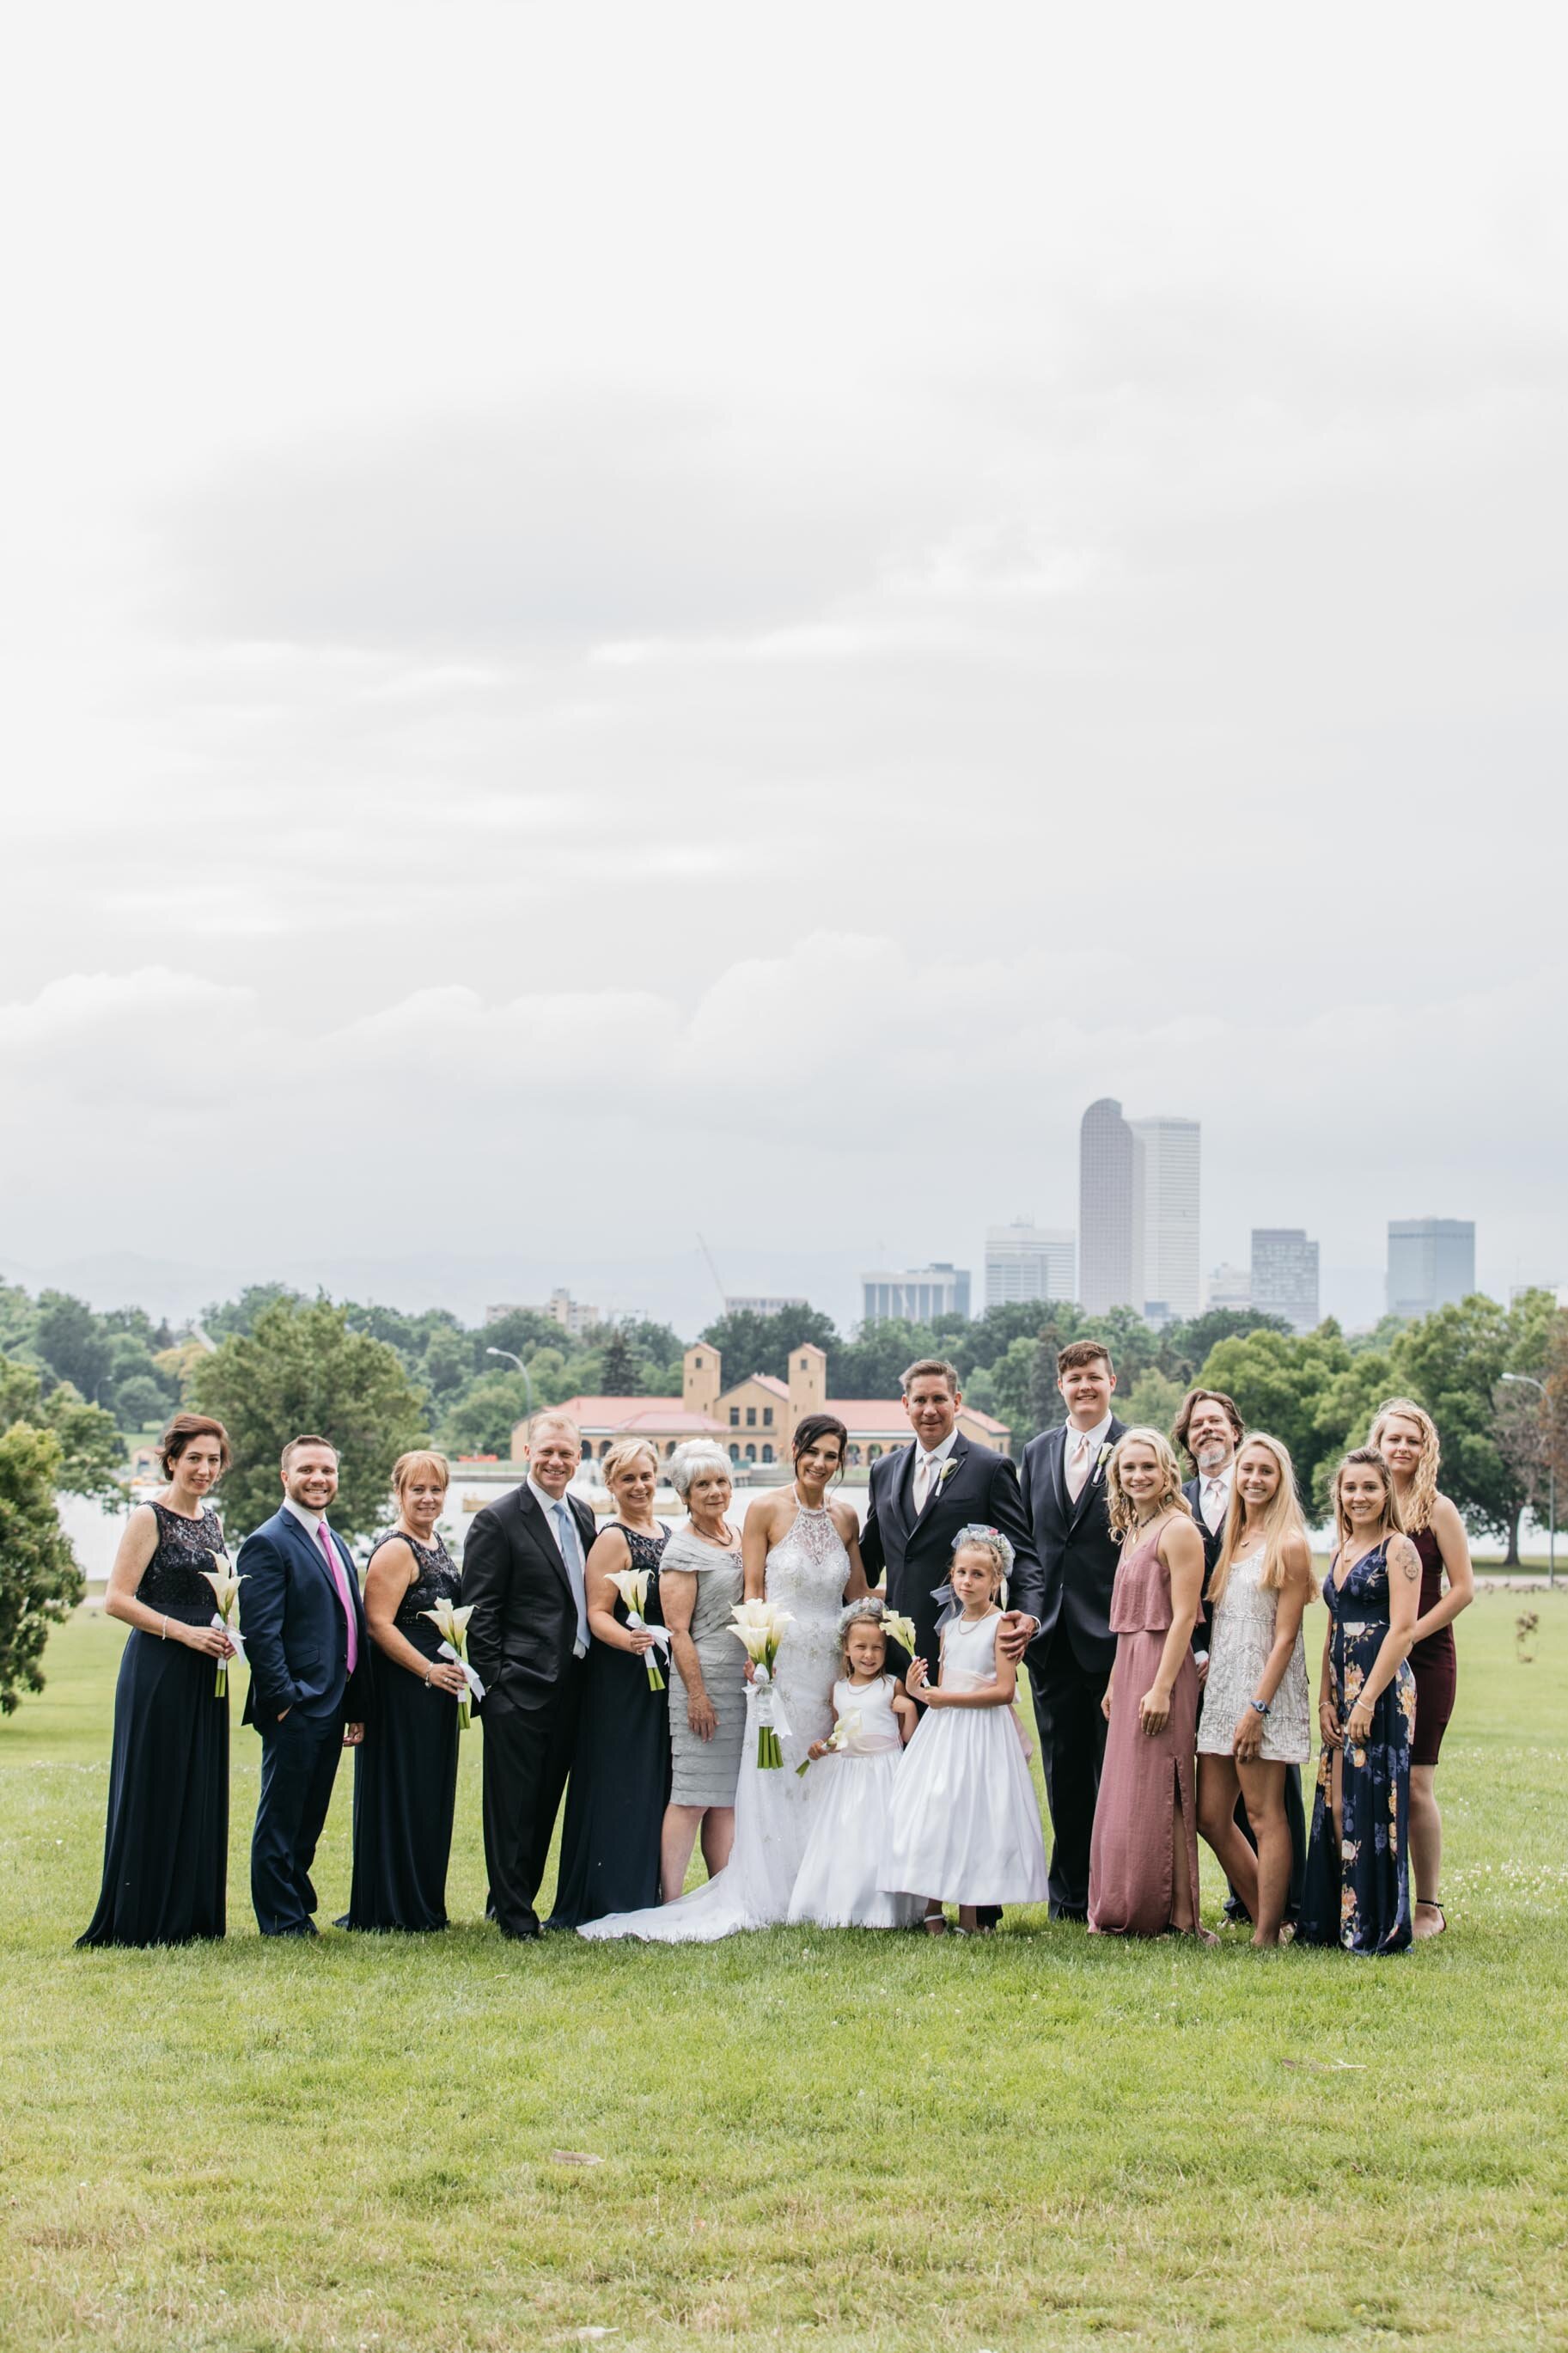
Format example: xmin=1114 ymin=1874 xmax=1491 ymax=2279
xmin=1078 ymin=1098 xmax=1139 ymax=1314
xmin=1128 ymin=1116 xmax=1201 ymax=1321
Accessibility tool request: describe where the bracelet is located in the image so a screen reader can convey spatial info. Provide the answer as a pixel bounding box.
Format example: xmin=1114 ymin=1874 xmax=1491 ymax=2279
xmin=161 ymin=1617 xmax=168 ymax=1641
xmin=424 ymin=1665 xmax=433 ymax=1686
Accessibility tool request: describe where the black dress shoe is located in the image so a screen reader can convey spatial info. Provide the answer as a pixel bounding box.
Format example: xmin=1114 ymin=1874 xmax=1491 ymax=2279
xmin=498 ymin=1921 xmax=541 ymax=1941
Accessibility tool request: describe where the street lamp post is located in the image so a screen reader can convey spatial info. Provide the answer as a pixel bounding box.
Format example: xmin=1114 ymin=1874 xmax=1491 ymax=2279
xmin=485 ymin=1347 xmax=535 ymax=1451
xmin=1502 ymin=1372 xmax=1556 ymax=1590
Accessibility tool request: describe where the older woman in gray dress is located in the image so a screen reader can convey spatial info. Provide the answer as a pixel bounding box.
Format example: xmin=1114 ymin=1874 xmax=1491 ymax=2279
xmin=659 ymin=1441 xmax=746 ymax=1898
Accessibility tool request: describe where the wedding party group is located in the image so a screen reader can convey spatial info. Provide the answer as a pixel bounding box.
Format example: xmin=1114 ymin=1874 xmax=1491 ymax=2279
xmin=76 ymin=1342 xmax=1474 ymax=1959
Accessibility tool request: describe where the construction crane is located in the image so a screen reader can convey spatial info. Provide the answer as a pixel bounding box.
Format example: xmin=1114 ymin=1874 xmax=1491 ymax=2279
xmin=696 ymin=1232 xmax=729 ymax=1312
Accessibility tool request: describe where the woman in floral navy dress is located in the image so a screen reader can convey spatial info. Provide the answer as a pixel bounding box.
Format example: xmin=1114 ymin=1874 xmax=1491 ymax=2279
xmin=1299 ymin=1448 xmax=1420 ymax=1955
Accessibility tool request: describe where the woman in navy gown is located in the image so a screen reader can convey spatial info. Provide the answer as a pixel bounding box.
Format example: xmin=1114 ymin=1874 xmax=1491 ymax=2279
xmin=79 ymin=1415 xmax=235 ymax=1947
xmin=1299 ymin=1448 xmax=1420 ymax=1955
xmin=549 ymin=1439 xmax=670 ymax=1928
xmin=342 ymin=1451 xmax=467 ymax=1932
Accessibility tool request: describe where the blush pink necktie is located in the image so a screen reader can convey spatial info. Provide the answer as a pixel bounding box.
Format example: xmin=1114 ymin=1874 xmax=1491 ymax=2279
xmin=319 ymin=1524 xmax=358 ymax=1675
xmin=1066 ymin=1432 xmax=1093 ymax=1502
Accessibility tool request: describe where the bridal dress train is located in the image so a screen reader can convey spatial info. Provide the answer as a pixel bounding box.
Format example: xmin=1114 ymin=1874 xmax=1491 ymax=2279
xmin=578 ymin=1499 xmax=849 ymax=1941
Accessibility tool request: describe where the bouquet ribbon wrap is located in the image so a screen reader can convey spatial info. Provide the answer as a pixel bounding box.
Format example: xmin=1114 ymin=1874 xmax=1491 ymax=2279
xmin=210 ymin=1613 xmax=245 ymax=1698
xmin=747 ymin=1662 xmax=792 ymax=1766
xmin=437 ymin=1641 xmax=486 ymax=1703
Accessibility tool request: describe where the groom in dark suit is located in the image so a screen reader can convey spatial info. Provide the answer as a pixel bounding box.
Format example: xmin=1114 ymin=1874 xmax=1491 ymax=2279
xmin=463 ymin=1412 xmax=597 ymax=1940
xmin=1021 ymin=1341 xmax=1126 ymax=1919
xmin=860 ymin=1356 xmax=1042 ymax=1929
xmin=239 ymin=1435 xmax=371 ymax=1936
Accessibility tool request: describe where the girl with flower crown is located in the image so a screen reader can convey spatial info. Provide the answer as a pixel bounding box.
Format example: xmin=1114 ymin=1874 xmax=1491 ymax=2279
xmin=786 ymin=1599 xmax=924 ymax=1928
xmin=881 ymin=1526 xmax=1049 ymax=1934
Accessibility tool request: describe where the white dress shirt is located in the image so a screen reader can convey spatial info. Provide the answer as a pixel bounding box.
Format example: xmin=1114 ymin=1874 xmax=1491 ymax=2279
xmin=1199 ymin=1464 xmax=1235 ymax=1535
xmin=912 ymin=1426 xmax=960 ymax=1513
xmin=1064 ymin=1412 xmax=1113 ymax=1495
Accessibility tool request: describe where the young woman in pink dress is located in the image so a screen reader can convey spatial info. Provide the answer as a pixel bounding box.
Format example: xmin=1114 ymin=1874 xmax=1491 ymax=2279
xmin=1089 ymin=1429 xmax=1208 ymax=1939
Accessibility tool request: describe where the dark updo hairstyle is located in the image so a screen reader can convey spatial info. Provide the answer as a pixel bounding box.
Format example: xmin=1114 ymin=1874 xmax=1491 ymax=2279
xmin=792 ymin=1412 xmax=850 ymax=1483
xmin=157 ymin=1412 xmax=233 ymax=1479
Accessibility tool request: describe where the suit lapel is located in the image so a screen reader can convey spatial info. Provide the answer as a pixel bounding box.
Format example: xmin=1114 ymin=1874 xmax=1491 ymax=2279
xmin=888 ymin=1442 xmax=917 ymax=1540
xmin=516 ymin=1483 xmax=575 ymax=1605
xmin=284 ymin=1508 xmax=339 ymax=1596
xmin=1067 ymin=1421 xmax=1118 ymax=1534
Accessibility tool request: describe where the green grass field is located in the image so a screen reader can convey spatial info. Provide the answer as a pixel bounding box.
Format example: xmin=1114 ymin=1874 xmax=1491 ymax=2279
xmin=3 ymin=1598 xmax=1565 ymax=2351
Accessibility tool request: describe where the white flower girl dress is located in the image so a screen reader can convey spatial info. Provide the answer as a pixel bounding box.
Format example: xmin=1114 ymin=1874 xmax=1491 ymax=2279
xmin=882 ymin=1610 xmax=1048 ymax=1908
xmin=786 ymin=1675 xmax=923 ymax=1928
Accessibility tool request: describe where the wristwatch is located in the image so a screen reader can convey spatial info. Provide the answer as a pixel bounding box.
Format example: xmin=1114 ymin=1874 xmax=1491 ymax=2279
xmin=1246 ymin=1697 xmax=1271 ymax=1716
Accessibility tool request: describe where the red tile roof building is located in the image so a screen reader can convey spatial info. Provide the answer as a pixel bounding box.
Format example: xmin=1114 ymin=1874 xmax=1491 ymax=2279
xmin=516 ymin=1343 xmax=1010 ymax=1470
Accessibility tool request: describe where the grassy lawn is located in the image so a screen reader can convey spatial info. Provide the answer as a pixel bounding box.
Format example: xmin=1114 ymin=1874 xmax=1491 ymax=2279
xmin=3 ymin=1598 xmax=1565 ymax=2352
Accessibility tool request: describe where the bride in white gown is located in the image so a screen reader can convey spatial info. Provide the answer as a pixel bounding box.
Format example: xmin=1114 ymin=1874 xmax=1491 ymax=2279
xmin=579 ymin=1415 xmax=869 ymax=1941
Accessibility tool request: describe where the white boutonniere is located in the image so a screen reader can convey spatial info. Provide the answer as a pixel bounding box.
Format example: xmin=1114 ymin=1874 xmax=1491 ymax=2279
xmin=1093 ymin=1443 xmax=1112 ymax=1481
xmin=938 ymin=1459 xmax=959 ymax=1488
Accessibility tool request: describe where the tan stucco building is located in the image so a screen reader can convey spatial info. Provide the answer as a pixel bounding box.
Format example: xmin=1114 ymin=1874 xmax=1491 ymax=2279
xmin=516 ymin=1343 xmax=1010 ymax=1471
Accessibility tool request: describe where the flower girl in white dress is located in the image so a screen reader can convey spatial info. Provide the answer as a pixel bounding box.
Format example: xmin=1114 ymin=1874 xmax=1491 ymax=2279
xmin=788 ymin=1600 xmax=922 ymax=1930
xmin=882 ymin=1526 xmax=1049 ymax=1934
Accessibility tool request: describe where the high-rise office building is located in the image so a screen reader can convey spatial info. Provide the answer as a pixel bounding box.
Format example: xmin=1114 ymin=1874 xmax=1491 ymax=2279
xmin=1207 ymin=1262 xmax=1252 ymax=1311
xmin=1387 ymin=1219 xmax=1475 ymax=1320
xmin=984 ymin=1220 xmax=1077 ymax=1309
xmin=1079 ymin=1099 xmax=1139 ymax=1313
xmin=1128 ymin=1116 xmax=1201 ymax=1321
xmin=860 ymin=1262 xmax=972 ymax=1323
xmin=1251 ymin=1229 xmax=1321 ymax=1332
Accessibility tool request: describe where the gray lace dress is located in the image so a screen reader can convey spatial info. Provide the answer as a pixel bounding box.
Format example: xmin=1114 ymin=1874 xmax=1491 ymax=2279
xmin=665 ymin=1525 xmax=746 ymax=1808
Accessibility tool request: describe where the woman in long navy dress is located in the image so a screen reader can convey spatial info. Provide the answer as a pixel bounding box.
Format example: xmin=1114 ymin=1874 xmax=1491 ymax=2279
xmin=78 ymin=1415 xmax=235 ymax=1947
xmin=342 ymin=1451 xmax=467 ymax=1932
xmin=1299 ymin=1448 xmax=1420 ymax=1955
xmin=548 ymin=1439 xmax=671 ymax=1928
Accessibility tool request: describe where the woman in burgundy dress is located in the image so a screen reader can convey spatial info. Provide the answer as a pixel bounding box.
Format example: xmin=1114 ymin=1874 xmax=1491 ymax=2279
xmin=1089 ymin=1428 xmax=1207 ymax=1939
xmin=1371 ymin=1399 xmax=1473 ymax=1939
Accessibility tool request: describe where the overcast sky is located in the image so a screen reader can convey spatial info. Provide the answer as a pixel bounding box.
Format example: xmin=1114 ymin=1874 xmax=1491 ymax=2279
xmin=3 ymin=2 xmax=1565 ymax=1331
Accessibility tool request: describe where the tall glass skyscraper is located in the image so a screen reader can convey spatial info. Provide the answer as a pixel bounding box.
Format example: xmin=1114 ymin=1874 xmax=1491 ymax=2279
xmin=1129 ymin=1116 xmax=1201 ymax=1321
xmin=1078 ymin=1098 xmax=1139 ymax=1314
xmin=1251 ymin=1228 xmax=1321 ymax=1332
xmin=1387 ymin=1219 xmax=1475 ymax=1319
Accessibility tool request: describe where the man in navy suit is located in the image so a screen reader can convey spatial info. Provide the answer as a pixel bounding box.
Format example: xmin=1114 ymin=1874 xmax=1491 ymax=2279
xmin=1020 ymin=1341 xmax=1126 ymax=1920
xmin=1174 ymin=1386 xmax=1307 ymax=1921
xmin=239 ymin=1435 xmax=371 ymax=1936
xmin=462 ymin=1413 xmax=598 ymax=1940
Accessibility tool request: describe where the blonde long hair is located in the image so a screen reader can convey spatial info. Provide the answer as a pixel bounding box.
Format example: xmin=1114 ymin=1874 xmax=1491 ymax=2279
xmin=1369 ymin=1397 xmax=1440 ymax=1535
xmin=1209 ymin=1433 xmax=1309 ymax=1606
xmin=1105 ymin=1427 xmax=1193 ymax=1541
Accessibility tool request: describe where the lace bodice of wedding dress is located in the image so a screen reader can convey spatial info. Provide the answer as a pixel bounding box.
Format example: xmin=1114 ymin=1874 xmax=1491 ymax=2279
xmin=577 ymin=1497 xmax=851 ymax=1942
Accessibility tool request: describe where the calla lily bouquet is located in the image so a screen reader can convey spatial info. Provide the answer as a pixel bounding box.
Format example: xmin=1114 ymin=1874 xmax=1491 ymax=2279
xmin=201 ymin=1568 xmax=246 ymax=1699
xmin=606 ymin=1567 xmax=671 ymax=1691
xmin=879 ymin=1612 xmax=919 ymax=1661
xmin=796 ymin=1708 xmax=860 ymax=1777
xmin=729 ymin=1598 xmax=794 ymax=1768
xmin=422 ymin=1599 xmax=481 ymax=1730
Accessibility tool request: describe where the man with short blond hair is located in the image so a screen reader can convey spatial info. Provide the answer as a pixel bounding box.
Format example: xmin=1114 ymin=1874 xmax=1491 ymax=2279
xmin=463 ymin=1414 xmax=596 ymax=1940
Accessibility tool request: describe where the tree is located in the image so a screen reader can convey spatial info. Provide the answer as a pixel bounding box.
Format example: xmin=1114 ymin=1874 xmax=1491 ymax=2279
xmin=1305 ymin=1348 xmax=1400 ymax=1517
xmin=830 ymin=1318 xmax=937 ymax=1398
xmin=201 ymin=1283 xmax=304 ymax=1342
xmin=33 ymin=1291 xmax=114 ymax=1403
xmin=436 ymin=1372 xmax=534 ymax=1459
xmin=1156 ymin=1307 xmax=1291 ymax=1384
xmin=471 ymin=1307 xmax=575 ymax=1371
xmin=1120 ymin=1368 xmax=1187 ymax=1438
xmin=598 ymin=1329 xmax=638 ymax=1397
xmin=420 ymin=1323 xmax=471 ymax=1404
xmin=1194 ymin=1323 xmax=1356 ymax=1502
xmin=0 ymin=1360 xmax=123 ymax=1500
xmin=112 ymin=1374 xmax=171 ymax=1433
xmin=0 ymin=1281 xmax=37 ymax=1355
xmin=191 ymin=1299 xmax=427 ymax=1543
xmin=1388 ymin=1291 xmax=1556 ymax=1562
xmin=0 ymin=1421 xmax=84 ymax=1712
xmin=699 ymin=1305 xmax=839 ymax=1385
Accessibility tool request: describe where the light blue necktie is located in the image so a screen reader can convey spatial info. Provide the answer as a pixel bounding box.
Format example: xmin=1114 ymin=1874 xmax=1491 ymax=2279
xmin=552 ymin=1500 xmax=589 ymax=1651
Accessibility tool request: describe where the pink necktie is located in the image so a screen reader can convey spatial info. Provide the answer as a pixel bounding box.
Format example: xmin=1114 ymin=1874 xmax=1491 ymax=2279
xmin=1066 ymin=1432 xmax=1093 ymax=1502
xmin=319 ymin=1524 xmax=358 ymax=1675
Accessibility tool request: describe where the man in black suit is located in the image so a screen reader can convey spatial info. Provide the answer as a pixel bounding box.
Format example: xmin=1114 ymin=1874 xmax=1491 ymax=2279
xmin=463 ymin=1412 xmax=597 ymax=1940
xmin=239 ymin=1434 xmax=372 ymax=1936
xmin=860 ymin=1356 xmax=1042 ymax=1928
xmin=1020 ymin=1341 xmax=1126 ymax=1920
xmin=1174 ymin=1386 xmax=1308 ymax=1922
xmin=860 ymin=1357 xmax=1043 ymax=1677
